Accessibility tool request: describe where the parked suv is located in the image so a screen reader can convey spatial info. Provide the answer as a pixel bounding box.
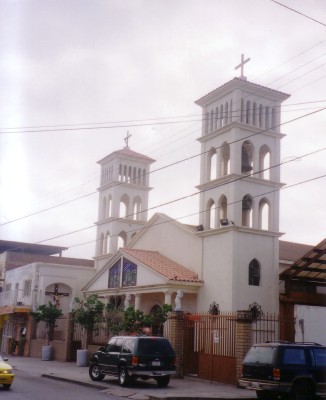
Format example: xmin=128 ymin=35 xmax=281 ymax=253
xmin=238 ymin=342 xmax=326 ymax=400
xmin=89 ymin=336 xmax=176 ymax=387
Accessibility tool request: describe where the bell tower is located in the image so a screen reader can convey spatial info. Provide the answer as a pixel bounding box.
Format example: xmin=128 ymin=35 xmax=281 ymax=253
xmin=195 ymin=57 xmax=290 ymax=313
xmin=94 ymin=134 xmax=155 ymax=270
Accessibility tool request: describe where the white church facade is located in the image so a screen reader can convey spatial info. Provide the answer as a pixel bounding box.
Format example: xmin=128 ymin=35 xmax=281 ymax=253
xmin=84 ymin=69 xmax=291 ymax=316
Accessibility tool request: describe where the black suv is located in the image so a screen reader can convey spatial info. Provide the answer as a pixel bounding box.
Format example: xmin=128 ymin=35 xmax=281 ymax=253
xmin=89 ymin=336 xmax=176 ymax=387
xmin=238 ymin=342 xmax=326 ymax=400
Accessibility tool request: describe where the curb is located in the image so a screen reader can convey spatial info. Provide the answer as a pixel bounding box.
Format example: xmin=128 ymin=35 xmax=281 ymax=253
xmin=41 ymin=374 xmax=255 ymax=400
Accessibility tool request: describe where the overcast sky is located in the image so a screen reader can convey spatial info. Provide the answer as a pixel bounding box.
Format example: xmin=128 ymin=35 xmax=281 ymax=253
xmin=0 ymin=0 xmax=325 ymax=259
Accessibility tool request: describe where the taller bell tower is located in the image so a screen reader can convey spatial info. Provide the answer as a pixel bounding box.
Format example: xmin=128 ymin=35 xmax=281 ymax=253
xmin=94 ymin=135 xmax=155 ymax=270
xmin=196 ymin=58 xmax=290 ymax=313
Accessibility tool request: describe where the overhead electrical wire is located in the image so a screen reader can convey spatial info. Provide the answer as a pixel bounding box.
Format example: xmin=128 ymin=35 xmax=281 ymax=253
xmin=1 ymin=106 xmax=325 ymax=228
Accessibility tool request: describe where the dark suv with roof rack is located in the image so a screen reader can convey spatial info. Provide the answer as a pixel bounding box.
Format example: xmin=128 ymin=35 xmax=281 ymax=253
xmin=89 ymin=335 xmax=176 ymax=387
xmin=238 ymin=341 xmax=326 ymax=400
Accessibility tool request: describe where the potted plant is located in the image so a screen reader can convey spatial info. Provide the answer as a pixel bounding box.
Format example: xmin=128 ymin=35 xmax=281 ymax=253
xmin=30 ymin=302 xmax=63 ymax=360
xmin=72 ymin=294 xmax=104 ymax=366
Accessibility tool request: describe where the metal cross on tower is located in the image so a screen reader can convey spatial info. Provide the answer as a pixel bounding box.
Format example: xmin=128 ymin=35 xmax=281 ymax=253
xmin=124 ymin=131 xmax=132 ymax=148
xmin=235 ymin=54 xmax=250 ymax=80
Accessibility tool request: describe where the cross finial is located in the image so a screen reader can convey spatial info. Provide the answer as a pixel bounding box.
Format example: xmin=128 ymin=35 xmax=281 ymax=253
xmin=235 ymin=54 xmax=250 ymax=81
xmin=124 ymin=131 xmax=132 ymax=148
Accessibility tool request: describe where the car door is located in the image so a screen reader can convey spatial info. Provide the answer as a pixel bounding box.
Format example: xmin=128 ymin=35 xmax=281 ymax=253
xmin=98 ymin=339 xmax=117 ymax=372
xmin=107 ymin=338 xmax=123 ymax=374
xmin=310 ymin=348 xmax=326 ymax=395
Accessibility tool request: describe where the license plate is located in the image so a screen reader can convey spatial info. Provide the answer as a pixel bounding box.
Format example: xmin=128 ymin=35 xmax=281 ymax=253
xmin=152 ymin=361 xmax=161 ymax=366
xmin=251 ymin=382 xmax=260 ymax=389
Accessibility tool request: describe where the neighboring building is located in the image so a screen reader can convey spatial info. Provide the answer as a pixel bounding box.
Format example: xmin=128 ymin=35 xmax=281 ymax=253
xmin=0 ymin=240 xmax=95 ymax=353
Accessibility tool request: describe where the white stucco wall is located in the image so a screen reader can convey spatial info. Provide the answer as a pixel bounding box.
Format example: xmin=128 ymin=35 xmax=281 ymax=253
xmin=294 ymin=304 xmax=326 ymax=346
xmin=132 ymin=215 xmax=202 ymax=278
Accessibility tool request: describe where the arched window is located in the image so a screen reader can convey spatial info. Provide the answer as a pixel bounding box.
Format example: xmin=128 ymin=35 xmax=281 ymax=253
xmin=240 ymin=99 xmax=245 ymax=123
xmin=207 ymin=147 xmax=217 ymax=181
xmin=128 ymin=166 xmax=132 ymax=183
xmin=99 ymin=232 xmax=104 ymax=255
xmin=206 ymin=199 xmax=216 ymax=229
xmin=259 ymin=198 xmax=270 ymax=230
xmin=259 ymin=104 xmax=263 ymax=128
xmin=249 ymin=259 xmax=261 ymax=286
xmin=102 ymin=196 xmax=107 ymax=219
xmin=265 ymin=106 xmax=270 ymax=129
xmin=242 ymin=194 xmax=253 ymax=227
xmin=271 ymin=107 xmax=276 ymax=130
xmin=204 ymin=112 xmax=209 ymax=134
xmin=119 ymin=194 xmax=129 ymax=218
xmin=118 ymin=231 xmax=127 ymax=249
xmin=210 ymin=109 xmax=214 ymax=132
xmin=132 ymin=167 xmax=137 ymax=183
xmin=108 ymin=195 xmax=112 ymax=218
xmin=123 ymin=165 xmax=127 ymax=182
xmin=259 ymin=145 xmax=271 ymax=179
xmin=220 ymin=104 xmax=224 ymax=127
xmin=137 ymin=168 xmax=141 ymax=184
xmin=214 ymin=107 xmax=219 ymax=129
xmin=229 ymin=99 xmax=233 ymax=123
xmin=142 ymin=168 xmax=146 ymax=186
xmin=241 ymin=141 xmax=253 ymax=174
xmin=119 ymin=164 xmax=123 ymax=181
xmin=218 ymin=195 xmax=227 ymax=224
xmin=133 ymin=196 xmax=142 ymax=221
xmin=220 ymin=142 xmax=230 ymax=176
xmin=253 ymin=103 xmax=257 ymax=126
xmin=246 ymin=100 xmax=251 ymax=124
xmin=225 ymin=102 xmax=229 ymax=125
xmin=104 ymin=231 xmax=110 ymax=254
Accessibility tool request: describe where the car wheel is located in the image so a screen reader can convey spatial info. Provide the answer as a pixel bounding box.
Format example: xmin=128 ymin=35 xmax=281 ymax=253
xmin=156 ymin=375 xmax=170 ymax=387
xmin=118 ymin=366 xmax=130 ymax=387
xmin=3 ymin=384 xmax=11 ymax=390
xmin=292 ymin=380 xmax=314 ymax=400
xmin=89 ymin=364 xmax=105 ymax=381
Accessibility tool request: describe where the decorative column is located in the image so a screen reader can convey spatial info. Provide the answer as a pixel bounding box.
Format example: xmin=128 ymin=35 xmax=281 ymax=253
xmin=164 ymin=290 xmax=172 ymax=305
xmin=134 ymin=293 xmax=141 ymax=310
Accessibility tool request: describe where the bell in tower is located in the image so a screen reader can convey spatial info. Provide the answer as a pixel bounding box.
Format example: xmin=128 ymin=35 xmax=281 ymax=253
xmin=241 ymin=142 xmax=253 ymax=173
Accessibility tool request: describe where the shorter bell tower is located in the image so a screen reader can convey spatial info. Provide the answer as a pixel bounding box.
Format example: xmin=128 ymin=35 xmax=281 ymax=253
xmin=94 ymin=134 xmax=155 ymax=270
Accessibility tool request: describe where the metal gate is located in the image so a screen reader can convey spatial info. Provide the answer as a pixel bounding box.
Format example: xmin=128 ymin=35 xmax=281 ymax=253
xmin=184 ymin=313 xmax=237 ymax=384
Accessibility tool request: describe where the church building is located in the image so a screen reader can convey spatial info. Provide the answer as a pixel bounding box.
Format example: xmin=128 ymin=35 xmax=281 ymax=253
xmin=84 ymin=59 xmax=291 ymax=316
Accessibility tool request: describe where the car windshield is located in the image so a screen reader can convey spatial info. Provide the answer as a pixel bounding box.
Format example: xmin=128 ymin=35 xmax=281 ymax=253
xmin=137 ymin=338 xmax=174 ymax=356
xmin=244 ymin=346 xmax=276 ymax=365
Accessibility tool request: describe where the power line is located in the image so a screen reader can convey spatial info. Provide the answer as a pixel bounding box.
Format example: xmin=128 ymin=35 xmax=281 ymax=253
xmin=1 ymin=107 xmax=324 ymax=228
xmin=270 ymin=0 xmax=326 ymax=27
xmin=32 ymin=143 xmax=326 ymax=247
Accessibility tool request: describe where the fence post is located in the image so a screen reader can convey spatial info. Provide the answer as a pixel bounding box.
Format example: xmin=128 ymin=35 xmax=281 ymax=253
xmin=64 ymin=313 xmax=74 ymax=361
xmin=236 ymin=310 xmax=252 ymax=381
xmin=165 ymin=311 xmax=184 ymax=378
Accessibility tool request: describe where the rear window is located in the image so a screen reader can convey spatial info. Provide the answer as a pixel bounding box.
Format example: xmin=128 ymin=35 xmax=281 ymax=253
xmin=311 ymin=348 xmax=326 ymax=367
xmin=244 ymin=346 xmax=276 ymax=365
xmin=282 ymin=348 xmax=306 ymax=365
xmin=137 ymin=338 xmax=175 ymax=356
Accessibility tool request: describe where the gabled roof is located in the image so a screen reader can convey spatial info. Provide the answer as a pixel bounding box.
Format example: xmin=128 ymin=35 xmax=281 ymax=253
xmin=280 ymin=238 xmax=326 ymax=286
xmin=122 ymin=248 xmax=202 ymax=283
xmin=97 ymin=147 xmax=155 ymax=164
xmin=195 ymin=77 xmax=290 ymax=107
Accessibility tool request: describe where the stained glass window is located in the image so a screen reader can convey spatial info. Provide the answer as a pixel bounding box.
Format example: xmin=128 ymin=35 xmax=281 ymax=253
xmin=108 ymin=260 xmax=121 ymax=288
xmin=122 ymin=258 xmax=137 ymax=287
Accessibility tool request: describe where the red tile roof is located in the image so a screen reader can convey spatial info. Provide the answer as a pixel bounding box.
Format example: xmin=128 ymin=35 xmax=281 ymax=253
xmin=113 ymin=148 xmax=155 ymax=163
xmin=121 ymin=248 xmax=202 ymax=283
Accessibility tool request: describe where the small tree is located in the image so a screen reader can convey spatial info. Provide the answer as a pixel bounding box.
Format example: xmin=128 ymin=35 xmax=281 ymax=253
xmin=72 ymin=295 xmax=105 ymax=349
xmin=30 ymin=302 xmax=63 ymax=346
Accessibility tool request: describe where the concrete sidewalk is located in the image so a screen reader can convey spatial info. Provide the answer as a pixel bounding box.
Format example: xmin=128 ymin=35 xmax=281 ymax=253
xmin=9 ymin=355 xmax=256 ymax=400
